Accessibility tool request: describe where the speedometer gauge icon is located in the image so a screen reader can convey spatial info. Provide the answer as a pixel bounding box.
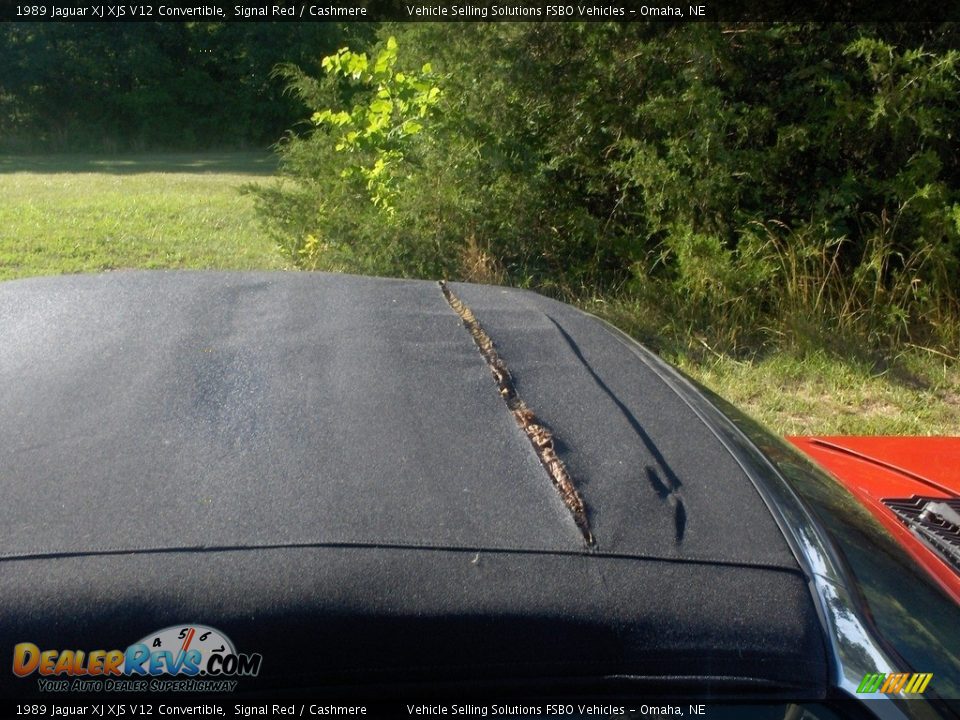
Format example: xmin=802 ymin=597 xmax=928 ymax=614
xmin=132 ymin=624 xmax=236 ymax=675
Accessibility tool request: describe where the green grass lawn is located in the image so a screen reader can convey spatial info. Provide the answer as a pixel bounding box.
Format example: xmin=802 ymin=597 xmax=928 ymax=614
xmin=1 ymin=151 xmax=955 ymax=435
xmin=591 ymin=298 xmax=959 ymax=436
xmin=672 ymin=350 xmax=959 ymax=436
xmin=0 ymin=152 xmax=289 ymax=281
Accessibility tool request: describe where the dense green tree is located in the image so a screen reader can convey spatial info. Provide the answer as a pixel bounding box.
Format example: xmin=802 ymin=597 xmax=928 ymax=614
xmin=255 ymin=22 xmax=960 ymax=350
xmin=0 ymin=22 xmax=365 ymax=150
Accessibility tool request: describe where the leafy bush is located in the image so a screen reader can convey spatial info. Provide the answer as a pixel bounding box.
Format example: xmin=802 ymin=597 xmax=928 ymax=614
xmin=253 ymin=23 xmax=960 ymax=356
xmin=250 ymin=35 xmax=453 ymax=278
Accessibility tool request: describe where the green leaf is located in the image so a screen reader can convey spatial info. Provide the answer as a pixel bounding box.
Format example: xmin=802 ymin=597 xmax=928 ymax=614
xmin=401 ymin=120 xmax=423 ymax=136
xmin=369 ymin=98 xmax=393 ymax=115
xmin=346 ymin=52 xmax=368 ymax=79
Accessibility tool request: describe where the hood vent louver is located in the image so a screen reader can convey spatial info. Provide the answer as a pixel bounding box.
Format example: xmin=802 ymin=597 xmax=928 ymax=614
xmin=883 ymin=496 xmax=960 ymax=574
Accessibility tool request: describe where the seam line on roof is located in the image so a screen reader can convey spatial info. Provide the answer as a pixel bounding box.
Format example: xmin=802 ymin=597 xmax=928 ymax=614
xmin=0 ymin=540 xmax=806 ymax=573
xmin=439 ymin=280 xmax=594 ymax=547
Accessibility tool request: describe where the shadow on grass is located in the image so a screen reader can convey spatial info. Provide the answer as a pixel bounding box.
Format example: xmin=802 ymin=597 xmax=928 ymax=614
xmin=0 ymin=152 xmax=278 ymax=176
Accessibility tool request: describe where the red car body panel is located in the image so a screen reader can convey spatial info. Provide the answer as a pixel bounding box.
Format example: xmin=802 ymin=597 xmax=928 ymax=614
xmin=787 ymin=436 xmax=960 ymax=604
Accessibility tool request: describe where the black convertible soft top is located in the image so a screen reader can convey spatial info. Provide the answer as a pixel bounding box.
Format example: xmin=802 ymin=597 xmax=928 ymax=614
xmin=0 ymin=272 xmax=826 ymax=696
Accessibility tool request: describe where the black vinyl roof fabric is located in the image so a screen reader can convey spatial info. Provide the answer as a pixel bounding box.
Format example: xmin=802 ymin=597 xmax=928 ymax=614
xmin=0 ymin=272 xmax=827 ymax=696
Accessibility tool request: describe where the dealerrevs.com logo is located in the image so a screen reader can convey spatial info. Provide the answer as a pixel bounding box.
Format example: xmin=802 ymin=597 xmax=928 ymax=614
xmin=12 ymin=625 xmax=262 ymax=693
